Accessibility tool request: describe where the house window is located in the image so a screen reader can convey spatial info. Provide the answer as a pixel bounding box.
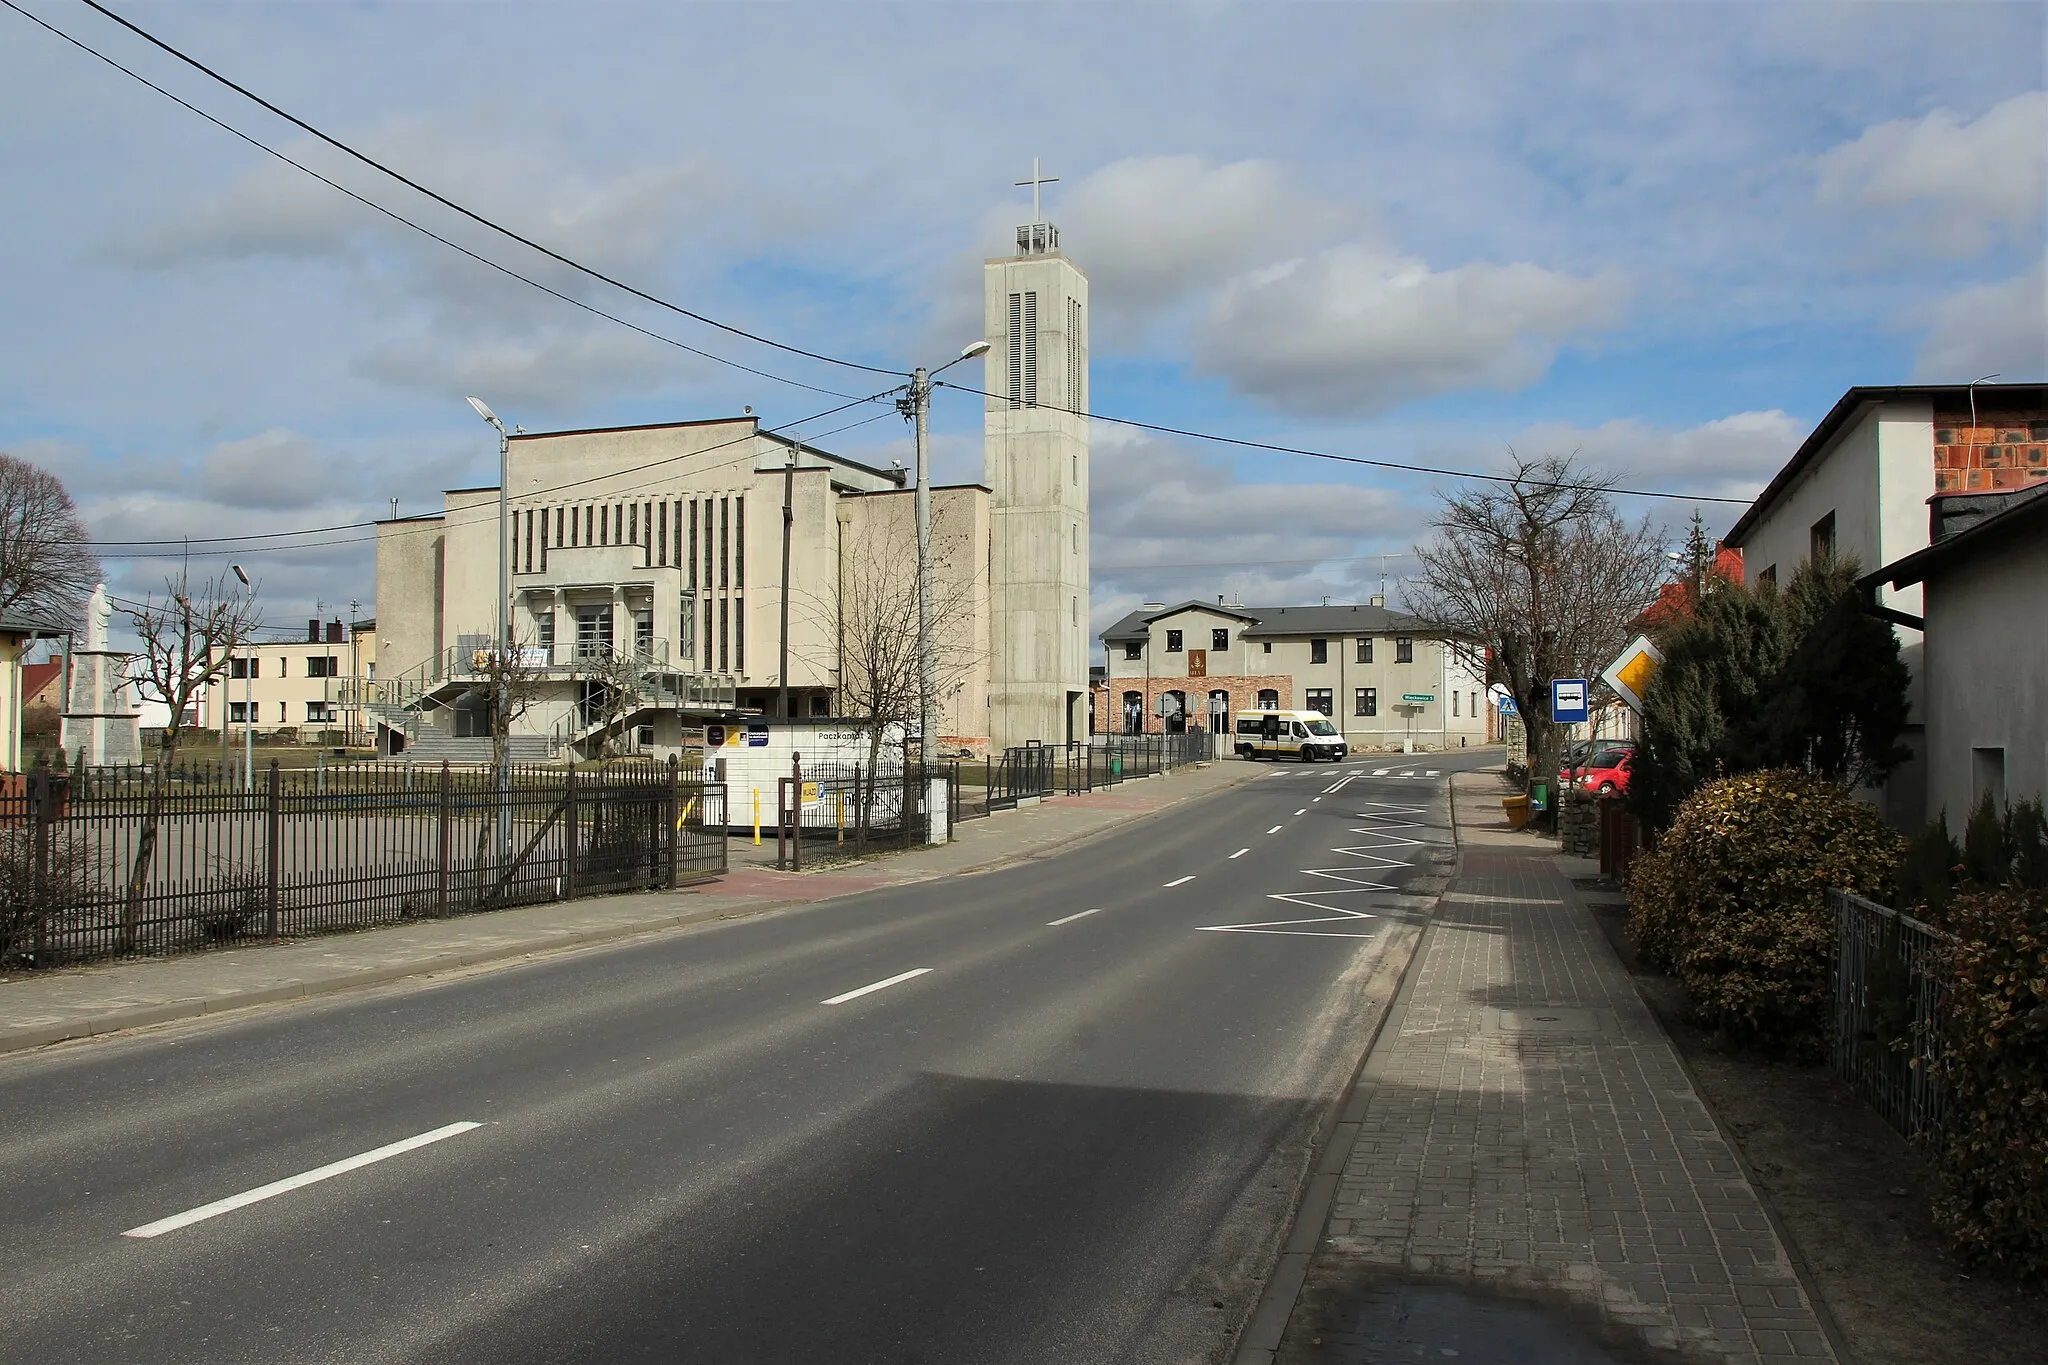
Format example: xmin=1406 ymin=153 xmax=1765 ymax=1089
xmin=1261 ymin=641 xmax=1272 ymax=654
xmin=307 ymin=656 xmax=338 ymax=678
xmin=229 ymin=657 xmax=258 ymax=680
xmin=305 ymin=701 xmax=336 ymax=724
xmin=537 ymin=612 xmax=554 ymax=653
xmin=1471 ymin=691 xmax=1478 ymax=718
xmin=1758 ymin=564 xmax=1777 ymax=586
xmin=1356 ymin=638 xmax=1372 ymax=664
xmin=228 ymin=701 xmax=250 ymax=723
xmin=635 ymin=612 xmax=654 ymax=656
xmin=1973 ymin=748 xmax=2006 ymax=808
xmin=1810 ymin=511 xmax=1836 ymax=563
xmin=810 ymin=695 xmax=830 ymax=717
xmin=1212 ymin=628 xmax=1228 ymax=651
xmin=1306 ymin=688 xmax=1333 ymax=716
xmin=1310 ymin=638 xmax=1328 ymax=665
xmin=1356 ymin=687 xmax=1377 ymax=717
xmin=1165 ymin=629 xmax=1184 ymax=653
xmin=1256 ymin=688 xmax=1280 ymax=710
xmin=1123 ymin=641 xmax=1143 ymax=661
xmin=1396 ymin=637 xmax=1414 ymax=663
xmin=1453 ymin=691 xmax=1461 ymax=717
xmin=279 ymin=702 xmax=288 ymax=724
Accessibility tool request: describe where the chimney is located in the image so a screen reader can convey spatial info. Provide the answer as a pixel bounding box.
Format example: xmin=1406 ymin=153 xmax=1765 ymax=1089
xmin=307 ymin=618 xmax=320 ymax=643
xmin=326 ymin=618 xmax=344 ymax=644
xmin=1369 ymin=594 xmax=1385 ymax=608
xmin=1142 ymin=600 xmax=1166 ymax=611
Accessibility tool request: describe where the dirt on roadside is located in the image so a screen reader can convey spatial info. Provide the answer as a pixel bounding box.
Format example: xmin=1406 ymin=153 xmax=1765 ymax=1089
xmin=1585 ymin=898 xmax=2048 ymax=1365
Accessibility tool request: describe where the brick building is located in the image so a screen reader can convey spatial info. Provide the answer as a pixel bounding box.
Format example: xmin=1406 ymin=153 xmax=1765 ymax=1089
xmin=1098 ymin=599 xmax=1490 ymax=752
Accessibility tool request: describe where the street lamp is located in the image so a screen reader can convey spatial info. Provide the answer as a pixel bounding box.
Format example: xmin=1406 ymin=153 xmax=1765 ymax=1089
xmin=465 ymin=395 xmax=513 ymax=868
xmin=903 ymin=340 xmax=991 ymax=768
xmin=232 ymin=563 xmax=253 ymax=790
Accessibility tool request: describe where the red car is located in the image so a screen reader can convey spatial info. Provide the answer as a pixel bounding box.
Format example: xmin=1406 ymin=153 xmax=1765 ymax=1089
xmin=1574 ymin=747 xmax=1633 ymax=795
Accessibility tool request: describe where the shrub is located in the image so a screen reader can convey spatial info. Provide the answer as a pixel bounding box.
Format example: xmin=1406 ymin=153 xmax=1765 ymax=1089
xmin=1929 ymin=887 xmax=2048 ymax=1281
xmin=1625 ymin=768 xmax=1902 ymax=1054
xmin=1896 ymin=811 xmax=1963 ymax=920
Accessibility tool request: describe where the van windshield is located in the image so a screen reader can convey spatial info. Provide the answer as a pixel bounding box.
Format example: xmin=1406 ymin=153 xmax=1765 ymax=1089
xmin=1306 ymin=718 xmax=1338 ymax=737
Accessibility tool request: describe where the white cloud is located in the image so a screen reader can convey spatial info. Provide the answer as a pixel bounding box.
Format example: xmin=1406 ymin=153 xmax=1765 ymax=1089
xmin=1194 ymin=244 xmax=1628 ymax=415
xmin=1911 ymin=263 xmax=2048 ymax=382
xmin=1086 ymin=425 xmax=1415 ymax=627
xmin=1815 ymin=91 xmax=2048 ymax=255
xmin=1490 ymin=409 xmax=1805 ymax=505
xmin=1058 ymin=156 xmax=1348 ymax=318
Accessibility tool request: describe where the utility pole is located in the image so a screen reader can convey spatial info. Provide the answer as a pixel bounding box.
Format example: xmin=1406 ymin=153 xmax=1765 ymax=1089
xmin=910 ymin=366 xmax=936 ymax=766
xmin=778 ymin=442 xmax=796 ymax=723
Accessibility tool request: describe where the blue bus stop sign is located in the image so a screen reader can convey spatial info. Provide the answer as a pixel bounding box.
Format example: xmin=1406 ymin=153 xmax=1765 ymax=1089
xmin=1551 ymin=678 xmax=1589 ymax=725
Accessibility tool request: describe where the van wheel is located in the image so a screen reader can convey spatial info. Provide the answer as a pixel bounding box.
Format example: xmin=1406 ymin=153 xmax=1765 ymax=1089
xmin=1300 ymin=748 xmax=1316 ymax=763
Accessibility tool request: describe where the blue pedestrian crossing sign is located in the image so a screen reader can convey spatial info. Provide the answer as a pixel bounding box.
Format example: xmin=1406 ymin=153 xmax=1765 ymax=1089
xmin=1551 ymin=678 xmax=1589 ymax=725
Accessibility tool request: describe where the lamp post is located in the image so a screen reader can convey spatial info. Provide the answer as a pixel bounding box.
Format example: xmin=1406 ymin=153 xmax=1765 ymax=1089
xmin=901 ymin=340 xmax=991 ymax=767
xmin=466 ymin=395 xmax=514 ymax=868
xmin=231 ymin=563 xmax=253 ymax=790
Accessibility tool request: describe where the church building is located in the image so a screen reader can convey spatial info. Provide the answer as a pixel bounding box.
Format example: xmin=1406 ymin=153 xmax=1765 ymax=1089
xmin=371 ymin=180 xmax=1090 ymax=761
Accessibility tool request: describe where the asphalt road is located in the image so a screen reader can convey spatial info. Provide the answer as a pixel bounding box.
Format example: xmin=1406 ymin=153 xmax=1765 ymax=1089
xmin=0 ymin=754 xmax=1470 ymax=1365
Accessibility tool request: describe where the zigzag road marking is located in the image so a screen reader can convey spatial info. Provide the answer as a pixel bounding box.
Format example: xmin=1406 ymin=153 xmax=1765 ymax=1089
xmin=1199 ymin=801 xmax=1429 ymax=939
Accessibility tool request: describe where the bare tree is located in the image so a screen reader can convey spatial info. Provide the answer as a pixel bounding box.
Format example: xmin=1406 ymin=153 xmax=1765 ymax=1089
xmin=463 ymin=631 xmax=549 ymax=774
xmin=0 ymin=453 xmax=101 ymax=628
xmin=121 ymin=568 xmax=263 ymax=950
xmin=1407 ymin=455 xmax=1668 ymax=800
xmin=799 ymin=506 xmax=983 ymax=847
xmin=574 ymin=645 xmax=646 ymax=762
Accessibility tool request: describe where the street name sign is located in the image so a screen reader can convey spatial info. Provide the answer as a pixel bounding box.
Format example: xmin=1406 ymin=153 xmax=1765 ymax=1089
xmin=1551 ymin=678 xmax=1589 ymax=724
xmin=1601 ymin=635 xmax=1664 ymax=713
xmin=1401 ymin=693 xmax=1435 ymax=703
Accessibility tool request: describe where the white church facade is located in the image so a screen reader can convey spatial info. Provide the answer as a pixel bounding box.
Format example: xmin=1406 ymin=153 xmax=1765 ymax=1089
xmin=371 ymin=191 xmax=1090 ymax=761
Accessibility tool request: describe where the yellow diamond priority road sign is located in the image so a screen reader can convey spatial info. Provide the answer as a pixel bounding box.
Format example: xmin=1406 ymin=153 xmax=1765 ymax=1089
xmin=1601 ymin=635 xmax=1664 ymax=713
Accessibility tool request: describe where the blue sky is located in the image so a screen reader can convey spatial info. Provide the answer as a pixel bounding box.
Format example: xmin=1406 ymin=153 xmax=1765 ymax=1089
xmin=2 ymin=0 xmax=2042 ymax=641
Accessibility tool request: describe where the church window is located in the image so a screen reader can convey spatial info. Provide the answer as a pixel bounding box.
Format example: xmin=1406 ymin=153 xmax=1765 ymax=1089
xmin=719 ymin=497 xmax=730 ymax=588
xmin=1007 ymin=294 xmax=1022 ymax=408
xmin=689 ymin=501 xmax=699 ymax=591
xmin=1024 ymin=291 xmax=1039 ymax=407
xmin=1071 ymin=596 xmax=1078 ymax=626
xmin=718 ymin=598 xmax=729 ymax=672
xmin=734 ymin=602 xmax=744 ymax=673
xmin=1070 ymin=523 xmax=1078 ymax=553
xmin=658 ymin=501 xmax=668 ymax=565
xmin=704 ymin=600 xmax=713 ymax=668
xmin=1067 ymin=297 xmax=1083 ymax=409
xmin=735 ymin=496 xmax=745 ymax=587
xmin=600 ymin=504 xmax=609 ymax=545
xmin=629 ymin=503 xmax=638 ymax=546
xmin=1071 ymin=452 xmax=1078 ymax=484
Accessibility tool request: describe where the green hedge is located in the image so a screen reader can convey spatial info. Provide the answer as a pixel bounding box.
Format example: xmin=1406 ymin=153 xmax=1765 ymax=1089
xmin=1626 ymin=768 xmax=1901 ymax=1054
xmin=1930 ymin=888 xmax=2048 ymax=1281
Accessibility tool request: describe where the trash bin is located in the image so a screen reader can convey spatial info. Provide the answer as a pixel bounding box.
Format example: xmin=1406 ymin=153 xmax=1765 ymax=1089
xmin=1529 ymin=780 xmax=1550 ymax=814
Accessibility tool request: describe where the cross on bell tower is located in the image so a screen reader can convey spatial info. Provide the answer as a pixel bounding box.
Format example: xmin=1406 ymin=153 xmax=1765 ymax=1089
xmin=1014 ymin=156 xmax=1060 ymax=255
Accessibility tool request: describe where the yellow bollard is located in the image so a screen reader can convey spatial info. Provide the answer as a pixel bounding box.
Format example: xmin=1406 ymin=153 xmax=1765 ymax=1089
xmin=836 ymin=790 xmax=845 ymax=844
xmin=753 ymin=789 xmax=761 ymax=845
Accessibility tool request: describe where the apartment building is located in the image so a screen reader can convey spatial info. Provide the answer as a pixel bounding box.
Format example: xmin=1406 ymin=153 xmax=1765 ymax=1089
xmin=1099 ymin=599 xmax=1490 ymax=752
xmin=201 ymin=618 xmax=378 ymax=744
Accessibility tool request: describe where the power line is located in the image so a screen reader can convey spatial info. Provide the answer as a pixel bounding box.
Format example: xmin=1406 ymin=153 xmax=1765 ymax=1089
xmin=934 ymin=380 xmax=1755 ymax=506
xmin=0 ymin=0 xmax=867 ymax=401
xmin=71 ymin=0 xmax=904 ymax=380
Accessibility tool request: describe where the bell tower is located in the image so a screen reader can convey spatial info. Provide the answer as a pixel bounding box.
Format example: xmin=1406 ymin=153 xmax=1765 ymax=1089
xmin=984 ymin=160 xmax=1090 ymax=749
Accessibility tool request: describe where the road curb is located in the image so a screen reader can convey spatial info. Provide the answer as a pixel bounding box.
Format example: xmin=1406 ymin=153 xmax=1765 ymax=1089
xmin=1230 ymin=773 xmax=1465 ymax=1364
xmin=0 ymin=762 xmax=1269 ymax=1059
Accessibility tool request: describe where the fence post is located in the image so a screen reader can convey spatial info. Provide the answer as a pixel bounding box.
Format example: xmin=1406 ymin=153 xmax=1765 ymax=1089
xmin=264 ymin=760 xmax=282 ymax=939
xmin=29 ymin=764 xmax=51 ymax=962
xmin=776 ymin=777 xmax=789 ymax=870
xmin=791 ymin=751 xmax=803 ymax=874
xmin=667 ymin=754 xmax=681 ymax=889
xmin=436 ymin=760 xmax=453 ymax=914
xmin=562 ymin=765 xmax=579 ymax=901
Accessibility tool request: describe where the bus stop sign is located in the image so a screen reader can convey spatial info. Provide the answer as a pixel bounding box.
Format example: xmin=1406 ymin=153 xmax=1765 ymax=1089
xmin=1551 ymin=678 xmax=1589 ymax=725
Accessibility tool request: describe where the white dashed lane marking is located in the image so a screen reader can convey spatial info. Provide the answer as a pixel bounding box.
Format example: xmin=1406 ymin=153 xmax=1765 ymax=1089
xmin=1046 ymin=908 xmax=1102 ymax=926
xmin=1163 ymin=875 xmax=1196 ymax=888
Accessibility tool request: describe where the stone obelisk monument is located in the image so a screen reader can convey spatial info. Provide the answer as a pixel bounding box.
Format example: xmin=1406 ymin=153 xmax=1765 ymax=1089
xmin=59 ymin=584 xmax=141 ymax=767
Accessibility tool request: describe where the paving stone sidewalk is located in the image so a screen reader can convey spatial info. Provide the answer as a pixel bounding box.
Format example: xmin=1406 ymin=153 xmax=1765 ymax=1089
xmin=1277 ymin=771 xmax=1838 ymax=1364
xmin=1 ymin=760 xmax=1256 ymax=1056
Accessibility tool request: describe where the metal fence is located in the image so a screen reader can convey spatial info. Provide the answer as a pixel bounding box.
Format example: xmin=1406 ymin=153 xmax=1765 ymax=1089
xmin=1 ymin=760 xmax=726 ymax=971
xmin=1830 ymin=887 xmax=1955 ymax=1142
xmin=949 ymin=731 xmax=1213 ymax=823
xmin=768 ymin=760 xmax=930 ymax=867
